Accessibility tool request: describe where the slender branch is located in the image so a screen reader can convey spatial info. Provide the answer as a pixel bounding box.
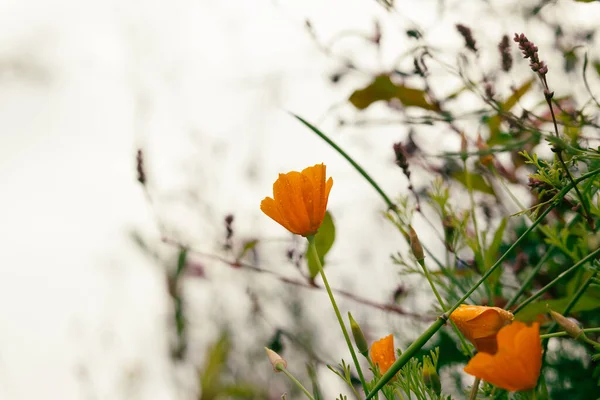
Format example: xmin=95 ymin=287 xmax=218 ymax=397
xmin=513 ymin=247 xmax=600 ymax=314
xmin=162 ymin=237 xmax=430 ymax=320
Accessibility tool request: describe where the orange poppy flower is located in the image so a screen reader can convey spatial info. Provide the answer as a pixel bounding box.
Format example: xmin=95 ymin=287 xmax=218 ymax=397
xmin=450 ymin=305 xmax=514 ymax=354
xmin=260 ymin=163 xmax=333 ymax=237
xmin=464 ymin=321 xmax=542 ymax=392
xmin=370 ymin=335 xmax=396 ymax=374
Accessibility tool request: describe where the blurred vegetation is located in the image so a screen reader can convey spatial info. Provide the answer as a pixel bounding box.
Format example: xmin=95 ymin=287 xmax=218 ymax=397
xmin=136 ymin=0 xmax=600 ymax=398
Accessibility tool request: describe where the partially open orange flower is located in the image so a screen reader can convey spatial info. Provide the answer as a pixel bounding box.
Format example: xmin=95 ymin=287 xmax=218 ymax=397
xmin=370 ymin=335 xmax=396 ymax=374
xmin=464 ymin=321 xmax=542 ymax=392
xmin=450 ymin=305 xmax=514 ymax=354
xmin=260 ymin=163 xmax=333 ymax=237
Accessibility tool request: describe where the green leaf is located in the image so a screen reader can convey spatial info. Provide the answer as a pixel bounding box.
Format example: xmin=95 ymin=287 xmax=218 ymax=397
xmin=451 ymin=170 xmax=495 ymax=195
xmin=594 ymin=61 xmax=600 ymax=77
xmin=307 ymin=363 xmax=324 ymax=400
xmin=484 ymin=218 xmax=507 ymax=286
xmin=307 ymin=211 xmax=336 ymax=278
xmin=486 ymin=78 xmax=534 ymax=140
xmin=199 ymin=334 xmax=230 ymax=399
xmin=219 ymin=384 xmax=262 ymax=398
xmin=236 ymin=239 xmax=258 ymax=262
xmin=502 ymin=78 xmax=534 ymax=111
xmin=349 ymin=74 xmax=440 ymax=111
xmin=515 ymin=294 xmax=600 ymax=322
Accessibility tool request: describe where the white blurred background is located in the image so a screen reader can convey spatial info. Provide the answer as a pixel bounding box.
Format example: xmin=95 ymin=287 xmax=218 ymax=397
xmin=1 ymin=0 xmax=599 ymax=399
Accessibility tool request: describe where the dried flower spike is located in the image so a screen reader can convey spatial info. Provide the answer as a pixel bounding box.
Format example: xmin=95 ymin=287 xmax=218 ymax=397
xmin=370 ymin=334 xmax=396 ymax=374
xmin=498 ymin=35 xmax=513 ymax=72
xmin=513 ymin=33 xmax=548 ymax=76
xmin=450 ymin=305 xmax=514 ymax=354
xmin=464 ymin=321 xmax=542 ymax=392
xmin=456 ymin=24 xmax=477 ymax=53
xmin=261 ymin=164 xmax=333 ymax=237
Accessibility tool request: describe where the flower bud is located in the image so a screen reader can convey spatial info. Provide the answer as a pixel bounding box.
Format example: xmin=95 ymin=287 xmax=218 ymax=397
xmin=409 ymin=225 xmax=425 ymax=262
xmin=348 ymin=313 xmax=369 ymax=357
xmin=549 ymin=309 xmax=584 ymax=340
xmin=265 ymin=347 xmax=287 ymax=372
xmin=422 ymin=357 xmax=441 ymax=395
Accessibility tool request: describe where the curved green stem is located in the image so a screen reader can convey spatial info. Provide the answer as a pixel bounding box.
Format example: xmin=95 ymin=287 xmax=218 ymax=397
xmin=280 ymin=367 xmax=315 ymax=400
xmin=513 ymin=247 xmax=600 ymax=314
xmin=505 ymin=249 xmax=553 ymax=310
xmin=306 ymin=235 xmax=369 ymax=396
xmin=540 ymin=327 xmax=600 ymax=339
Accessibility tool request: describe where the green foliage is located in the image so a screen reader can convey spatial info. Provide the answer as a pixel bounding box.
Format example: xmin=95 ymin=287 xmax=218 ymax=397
xmin=367 ymin=348 xmax=450 ymax=400
xmin=349 ymin=75 xmax=440 ymax=111
xmin=199 ymin=334 xmax=265 ymax=400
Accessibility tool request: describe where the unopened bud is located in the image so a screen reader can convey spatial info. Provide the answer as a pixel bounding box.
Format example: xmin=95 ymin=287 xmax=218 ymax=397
xmin=423 ymin=357 xmax=441 ymax=395
xmin=265 ymin=347 xmax=287 ymax=372
xmin=409 ymin=225 xmax=425 ymax=261
xmin=549 ymin=309 xmax=584 ymax=340
xmin=348 ymin=313 xmax=369 ymax=357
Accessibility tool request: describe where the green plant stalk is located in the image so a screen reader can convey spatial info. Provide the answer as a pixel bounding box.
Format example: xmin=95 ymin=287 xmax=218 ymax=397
xmin=365 ymin=316 xmax=448 ymax=399
xmin=469 ymin=378 xmax=481 ymax=400
xmin=513 ymin=246 xmax=600 ymax=314
xmin=540 ymin=327 xmax=600 ymax=339
xmin=504 ymin=249 xmax=553 ymax=309
xmin=306 ymin=235 xmax=369 ymax=395
xmin=417 ymin=258 xmax=446 ymax=310
xmin=544 ymin=91 xmax=594 ymax=230
xmin=543 ymin=268 xmax=598 ymax=336
xmin=463 ymin=158 xmax=493 ymax=303
xmin=279 ymin=367 xmax=315 ymax=400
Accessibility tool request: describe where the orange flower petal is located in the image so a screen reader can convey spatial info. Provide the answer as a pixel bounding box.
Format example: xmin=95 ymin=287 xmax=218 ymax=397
xmin=370 ymin=334 xmax=396 ymax=374
xmin=261 ymin=164 xmax=333 ymax=236
xmin=260 ymin=197 xmax=288 ymax=230
xmin=464 ymin=322 xmax=542 ymax=392
xmin=450 ymin=305 xmax=514 ymax=353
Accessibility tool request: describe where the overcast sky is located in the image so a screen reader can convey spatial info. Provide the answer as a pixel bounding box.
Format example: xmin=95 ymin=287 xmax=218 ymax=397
xmin=1 ymin=0 xmax=599 ymax=399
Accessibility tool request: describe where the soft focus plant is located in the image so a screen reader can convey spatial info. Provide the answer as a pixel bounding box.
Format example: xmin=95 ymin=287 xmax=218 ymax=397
xmin=138 ymin=1 xmax=600 ymax=399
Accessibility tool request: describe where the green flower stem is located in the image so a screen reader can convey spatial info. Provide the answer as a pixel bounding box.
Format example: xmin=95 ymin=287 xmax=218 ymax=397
xmin=543 ymin=268 xmax=598 ymax=339
xmin=463 ymin=159 xmax=493 ymax=303
xmin=513 ymin=247 xmax=600 ymax=315
xmin=417 ymin=258 xmax=471 ymax=355
xmin=540 ymin=327 xmax=600 ymax=339
xmin=417 ymin=258 xmax=446 ymax=310
xmin=306 ymin=235 xmax=369 ymax=396
xmin=279 ymin=366 xmax=315 ymax=400
xmin=505 ymin=249 xmax=553 ymax=309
